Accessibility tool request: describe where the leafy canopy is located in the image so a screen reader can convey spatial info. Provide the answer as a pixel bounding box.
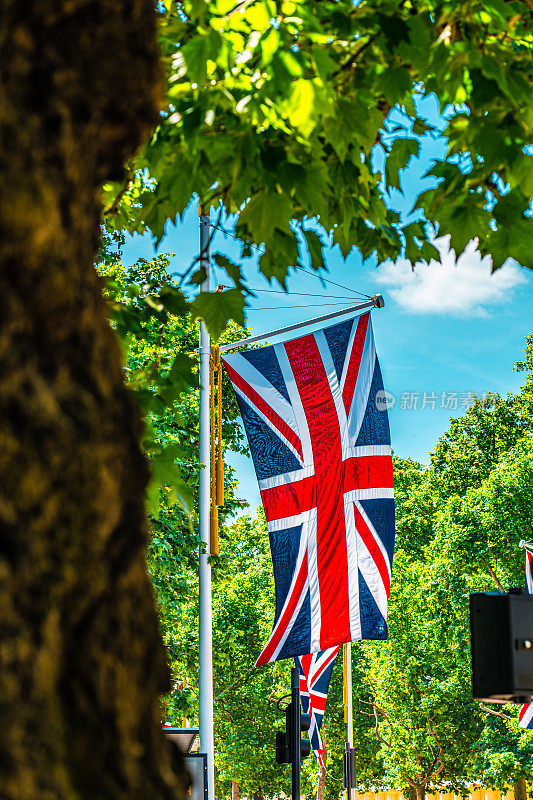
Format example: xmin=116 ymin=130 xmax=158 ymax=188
xmin=103 ymin=0 xmax=532 ymax=317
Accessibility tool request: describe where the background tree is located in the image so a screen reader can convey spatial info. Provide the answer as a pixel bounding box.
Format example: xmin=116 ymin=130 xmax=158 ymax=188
xmin=97 ymin=248 xmax=254 ymax=721
xmin=469 ymin=711 xmax=533 ymax=800
xmin=363 ymin=549 xmax=482 ymax=800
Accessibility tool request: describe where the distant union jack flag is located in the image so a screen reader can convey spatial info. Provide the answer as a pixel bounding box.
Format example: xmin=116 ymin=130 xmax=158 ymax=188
xmin=221 ymin=312 xmax=395 ymax=665
xmin=519 ymin=548 xmax=533 ymax=728
xmin=296 ymin=646 xmax=340 ymax=768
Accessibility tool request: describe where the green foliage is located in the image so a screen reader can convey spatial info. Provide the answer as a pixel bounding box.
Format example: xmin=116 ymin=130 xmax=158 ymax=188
xmin=96 ymin=243 xmax=250 ymax=686
xmin=363 ymin=553 xmax=482 ymax=793
xmin=469 ymin=712 xmax=533 ymax=788
xmin=98 ymin=247 xmax=197 ymax=518
xmin=356 ymin=334 xmax=533 ymax=795
xmin=117 ymin=241 xmax=533 ymax=797
xmin=102 ymin=0 xmax=532 ymax=286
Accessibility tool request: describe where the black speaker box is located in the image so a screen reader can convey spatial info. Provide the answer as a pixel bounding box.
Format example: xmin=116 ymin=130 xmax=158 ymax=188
xmin=470 ymin=591 xmax=533 ymax=703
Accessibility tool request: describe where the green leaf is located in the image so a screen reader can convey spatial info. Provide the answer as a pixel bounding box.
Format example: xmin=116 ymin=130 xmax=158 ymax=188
xmin=487 ymin=217 xmax=532 ymax=269
xmin=312 ymin=45 xmax=336 ymax=84
xmin=509 ymin=154 xmax=533 ymax=197
xmin=377 ymin=12 xmax=410 ymax=49
xmin=302 ymin=228 xmax=324 ymax=270
xmin=190 ymin=289 xmax=247 ymax=340
xmin=181 ymin=29 xmax=222 ymax=84
xmin=237 ymin=192 xmax=292 ymax=244
xmin=189 ymin=267 xmax=207 ymax=286
xmin=385 ymin=138 xmax=419 ymax=190
xmin=437 ymin=196 xmax=492 ymax=255
xmin=147 ymin=448 xmax=193 ymax=518
xmin=167 ymin=351 xmax=196 ymax=389
xmin=213 ymin=253 xmax=246 ymax=289
xmin=245 ymin=0 xmax=274 ymax=31
xmin=285 ymin=79 xmax=318 ymax=136
xmin=376 ymin=66 xmax=412 ymax=106
xmin=158 ymin=285 xmax=190 ymax=316
xmin=260 ymin=26 xmax=280 ymax=64
xmin=257 ymin=230 xmax=299 ymax=285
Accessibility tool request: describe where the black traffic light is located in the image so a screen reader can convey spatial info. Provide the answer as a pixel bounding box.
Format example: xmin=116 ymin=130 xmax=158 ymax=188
xmin=285 ymin=698 xmax=311 ymax=764
xmin=275 ymin=668 xmax=311 ymax=800
xmin=470 ymin=591 xmax=533 ymax=702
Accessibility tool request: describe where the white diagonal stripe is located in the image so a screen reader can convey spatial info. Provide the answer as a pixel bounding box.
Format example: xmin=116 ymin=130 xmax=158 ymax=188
xmin=339 ymin=316 xmax=359 ymax=394
xmin=259 ymin=519 xmax=309 ymax=664
xmin=314 ymin=329 xmax=350 ymax=454
xmin=348 ymin=319 xmax=376 ymax=444
xmin=355 ymin=500 xmax=392 ymax=585
xmin=267 ymin=507 xmax=316 ymax=532
xmin=274 ymin=343 xmax=314 ymax=465
xmin=519 ymin=704 xmax=533 ymax=728
xmin=355 ymin=515 xmax=388 ymax=618
xmin=223 ymin=351 xmax=300 ymax=437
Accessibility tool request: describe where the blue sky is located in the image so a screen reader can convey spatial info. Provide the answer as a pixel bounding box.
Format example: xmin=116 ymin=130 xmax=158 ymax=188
xmin=122 ymin=93 xmax=532 ymax=509
xmin=123 ymin=201 xmax=532 ymax=509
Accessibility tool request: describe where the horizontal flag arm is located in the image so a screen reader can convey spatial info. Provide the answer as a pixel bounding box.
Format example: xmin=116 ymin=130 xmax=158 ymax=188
xmin=218 ymin=294 xmax=384 ymax=354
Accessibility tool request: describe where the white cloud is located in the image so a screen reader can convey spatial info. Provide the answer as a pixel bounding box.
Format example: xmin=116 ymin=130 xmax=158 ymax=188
xmin=375 ymin=236 xmax=527 ymax=314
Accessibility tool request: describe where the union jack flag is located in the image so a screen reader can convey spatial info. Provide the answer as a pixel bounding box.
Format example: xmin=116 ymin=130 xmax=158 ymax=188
xmin=296 ymin=646 xmax=340 ymax=768
xmin=519 ymin=548 xmax=533 ymax=728
xmin=221 ymin=312 xmax=395 ymax=665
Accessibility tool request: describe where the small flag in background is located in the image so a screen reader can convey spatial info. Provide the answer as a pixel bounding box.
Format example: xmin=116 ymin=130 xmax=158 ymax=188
xmin=296 ymin=646 xmax=340 ymax=768
xmin=519 ymin=548 xmax=533 ymax=728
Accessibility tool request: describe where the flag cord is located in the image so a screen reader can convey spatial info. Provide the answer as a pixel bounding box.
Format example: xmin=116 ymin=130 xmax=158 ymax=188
xmin=209 ymin=345 xmax=224 ymax=555
xmin=216 ymin=348 xmax=224 ymax=508
xmin=209 ymin=349 xmax=218 ymax=554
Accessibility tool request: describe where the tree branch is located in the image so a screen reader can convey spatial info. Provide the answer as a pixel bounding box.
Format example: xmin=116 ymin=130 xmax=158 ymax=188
xmin=480 ymin=558 xmax=505 ymax=591
xmin=103 ymin=166 xmax=134 ymax=216
xmin=480 ymin=703 xmax=513 ymax=721
xmin=361 ymin=695 xmax=393 ymax=748
xmin=427 ymin=713 xmax=445 ymax=779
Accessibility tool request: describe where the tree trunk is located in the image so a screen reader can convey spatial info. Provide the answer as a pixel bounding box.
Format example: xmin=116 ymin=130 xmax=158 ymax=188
xmin=514 ymin=777 xmax=528 ymax=800
xmin=415 ymin=785 xmax=426 ymax=800
xmin=0 ymin=2 xmax=186 ymax=799
xmin=232 ymin=780 xmax=240 ymax=800
xmin=316 ymin=738 xmax=327 ymax=800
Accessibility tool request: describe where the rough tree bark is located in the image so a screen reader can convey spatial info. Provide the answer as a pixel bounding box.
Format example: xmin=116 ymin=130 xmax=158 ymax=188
xmin=514 ymin=777 xmax=528 ymax=800
xmin=415 ymin=785 xmax=426 ymax=800
xmin=232 ymin=779 xmax=240 ymax=800
xmin=0 ymin=2 xmax=186 ymax=798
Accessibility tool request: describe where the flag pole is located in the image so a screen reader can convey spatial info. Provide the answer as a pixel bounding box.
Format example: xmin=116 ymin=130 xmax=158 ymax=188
xmin=198 ymin=206 xmax=215 ymax=800
xmin=343 ymin=643 xmax=355 ymax=800
xmin=219 ymin=294 xmax=384 ymax=354
xmin=346 ymin=642 xmax=353 ymax=748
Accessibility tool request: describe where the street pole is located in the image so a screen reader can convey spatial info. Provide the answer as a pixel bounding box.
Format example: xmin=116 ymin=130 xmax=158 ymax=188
xmin=198 ymin=209 xmax=215 ymax=800
xmin=291 ymin=666 xmax=301 ymax=800
xmin=343 ymin=642 xmax=355 ymax=800
xmin=346 ymin=641 xmax=353 ymax=748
